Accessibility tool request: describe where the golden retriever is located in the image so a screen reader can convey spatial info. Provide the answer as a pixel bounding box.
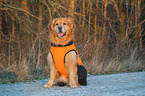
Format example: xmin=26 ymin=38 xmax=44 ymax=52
xmin=44 ymin=18 xmax=87 ymax=88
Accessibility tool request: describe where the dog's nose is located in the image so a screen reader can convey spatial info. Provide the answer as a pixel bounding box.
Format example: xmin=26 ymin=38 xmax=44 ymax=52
xmin=58 ymin=26 xmax=62 ymax=31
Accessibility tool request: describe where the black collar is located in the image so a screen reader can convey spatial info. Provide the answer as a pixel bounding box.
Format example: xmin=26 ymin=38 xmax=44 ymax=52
xmin=51 ymin=41 xmax=73 ymax=47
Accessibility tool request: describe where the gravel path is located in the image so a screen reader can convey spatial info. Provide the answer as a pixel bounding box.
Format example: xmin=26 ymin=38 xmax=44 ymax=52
xmin=0 ymin=71 xmax=145 ymax=96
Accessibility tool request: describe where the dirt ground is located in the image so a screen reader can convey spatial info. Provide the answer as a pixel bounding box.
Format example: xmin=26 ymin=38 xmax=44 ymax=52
xmin=0 ymin=71 xmax=145 ymax=96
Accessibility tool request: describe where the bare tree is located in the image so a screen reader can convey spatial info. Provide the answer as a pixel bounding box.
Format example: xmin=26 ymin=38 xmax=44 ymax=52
xmin=68 ymin=0 xmax=75 ymax=21
xmin=0 ymin=0 xmax=2 ymax=45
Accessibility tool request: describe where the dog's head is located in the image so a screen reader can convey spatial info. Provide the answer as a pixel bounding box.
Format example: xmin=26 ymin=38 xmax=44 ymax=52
xmin=49 ymin=18 xmax=76 ymax=44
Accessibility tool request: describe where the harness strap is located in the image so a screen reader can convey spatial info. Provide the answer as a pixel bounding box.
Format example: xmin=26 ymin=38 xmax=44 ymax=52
xmin=51 ymin=41 xmax=73 ymax=47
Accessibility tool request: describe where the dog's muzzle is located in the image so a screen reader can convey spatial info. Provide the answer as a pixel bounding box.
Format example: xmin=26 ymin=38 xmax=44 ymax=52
xmin=57 ymin=25 xmax=66 ymax=38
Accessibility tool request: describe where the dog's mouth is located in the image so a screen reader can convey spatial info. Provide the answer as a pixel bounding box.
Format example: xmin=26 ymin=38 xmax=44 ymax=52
xmin=57 ymin=32 xmax=66 ymax=38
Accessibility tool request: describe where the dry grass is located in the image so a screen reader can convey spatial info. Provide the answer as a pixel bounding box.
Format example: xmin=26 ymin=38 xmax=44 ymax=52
xmin=85 ymin=42 xmax=145 ymax=75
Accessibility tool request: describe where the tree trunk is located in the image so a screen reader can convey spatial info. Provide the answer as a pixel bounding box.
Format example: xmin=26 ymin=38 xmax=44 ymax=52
xmin=21 ymin=0 xmax=29 ymax=77
xmin=88 ymin=2 xmax=92 ymax=40
xmin=81 ymin=0 xmax=85 ymax=41
xmin=0 ymin=0 xmax=2 ymax=45
xmin=126 ymin=0 xmax=129 ymax=45
xmin=94 ymin=0 xmax=98 ymax=44
xmin=103 ymin=0 xmax=108 ymax=53
xmin=11 ymin=0 xmax=15 ymax=36
xmin=68 ymin=0 xmax=75 ymax=22
xmin=21 ymin=0 xmax=30 ymax=34
xmin=21 ymin=0 xmax=29 ymax=18
xmin=36 ymin=0 xmax=43 ymax=70
xmin=137 ymin=0 xmax=142 ymax=49
xmin=94 ymin=15 xmax=97 ymax=44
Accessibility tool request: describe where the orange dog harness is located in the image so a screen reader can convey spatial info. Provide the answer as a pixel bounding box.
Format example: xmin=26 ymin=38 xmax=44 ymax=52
xmin=50 ymin=41 xmax=83 ymax=76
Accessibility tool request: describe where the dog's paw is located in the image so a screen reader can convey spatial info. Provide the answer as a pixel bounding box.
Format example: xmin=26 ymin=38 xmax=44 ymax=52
xmin=70 ymin=83 xmax=77 ymax=88
xmin=44 ymin=83 xmax=52 ymax=88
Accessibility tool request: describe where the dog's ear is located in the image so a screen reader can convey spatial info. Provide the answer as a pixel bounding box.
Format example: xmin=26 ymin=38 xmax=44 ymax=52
xmin=72 ymin=23 xmax=76 ymax=30
xmin=48 ymin=23 xmax=52 ymax=30
xmin=48 ymin=18 xmax=58 ymax=30
xmin=67 ymin=18 xmax=76 ymax=31
xmin=72 ymin=23 xmax=76 ymax=32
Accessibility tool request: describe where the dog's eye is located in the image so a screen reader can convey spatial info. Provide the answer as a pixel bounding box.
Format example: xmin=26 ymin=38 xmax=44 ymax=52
xmin=55 ymin=23 xmax=58 ymax=25
xmin=63 ymin=23 xmax=66 ymax=25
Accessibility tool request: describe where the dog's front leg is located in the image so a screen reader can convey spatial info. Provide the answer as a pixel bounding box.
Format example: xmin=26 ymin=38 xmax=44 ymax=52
xmin=44 ymin=53 xmax=58 ymax=88
xmin=65 ymin=51 xmax=78 ymax=88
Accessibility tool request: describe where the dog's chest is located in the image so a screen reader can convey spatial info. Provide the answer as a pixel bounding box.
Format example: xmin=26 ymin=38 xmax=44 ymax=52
xmin=50 ymin=44 xmax=76 ymax=76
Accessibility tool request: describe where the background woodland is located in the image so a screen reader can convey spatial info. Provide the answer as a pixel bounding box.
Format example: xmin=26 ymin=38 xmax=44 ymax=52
xmin=0 ymin=0 xmax=145 ymax=83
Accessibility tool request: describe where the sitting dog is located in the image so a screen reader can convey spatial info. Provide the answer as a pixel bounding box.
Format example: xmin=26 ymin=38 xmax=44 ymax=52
xmin=44 ymin=18 xmax=87 ymax=88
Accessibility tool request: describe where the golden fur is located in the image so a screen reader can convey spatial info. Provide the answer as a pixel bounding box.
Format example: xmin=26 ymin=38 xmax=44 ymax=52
xmin=44 ymin=18 xmax=78 ymax=88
